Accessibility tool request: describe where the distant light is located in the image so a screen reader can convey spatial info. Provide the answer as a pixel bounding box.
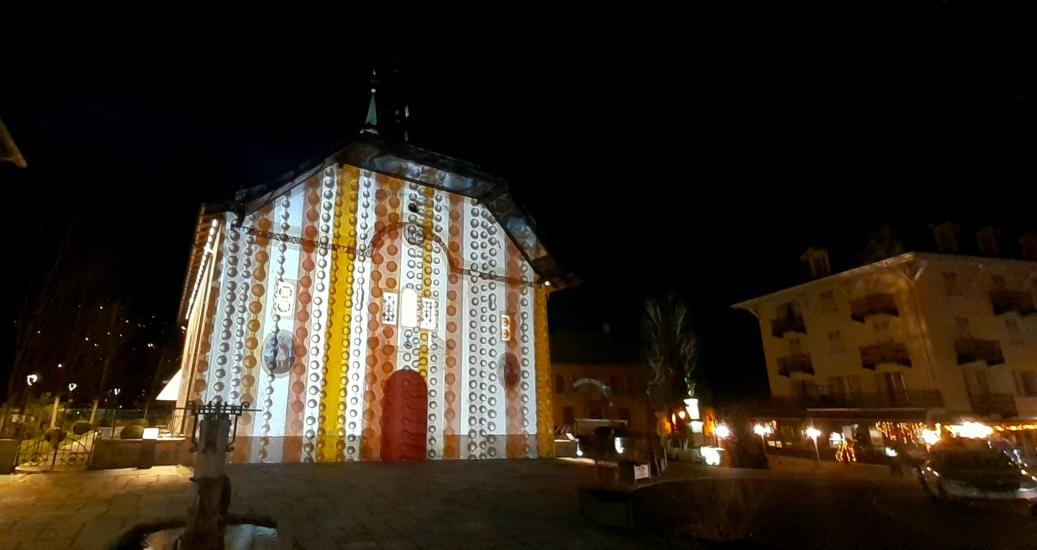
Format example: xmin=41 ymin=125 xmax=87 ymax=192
xmin=678 ymin=410 xmax=687 ymax=419
xmin=690 ymin=420 xmax=704 ymax=433
xmin=829 ymin=432 xmax=844 ymax=445
xmin=142 ymin=428 xmax=159 ymax=440
xmin=147 ymin=343 xmax=155 ymax=348
xmin=113 ymin=388 xmax=121 ymax=396
xmin=921 ymin=429 xmax=940 ymax=446
xmin=884 ymin=447 xmax=898 ymax=458
xmin=84 ymin=336 xmax=90 ymax=341
xmin=544 ymin=281 xmax=552 ymax=287
xmin=576 ymin=441 xmax=583 ymax=457
xmin=805 ymin=426 xmax=822 ymax=440
xmin=57 ymin=363 xmax=63 ymax=369
xmin=753 ymin=423 xmax=773 ymax=437
xmin=614 ymin=438 xmax=625 ymax=454
xmin=26 ymin=374 xmax=39 ymax=387
xmin=715 ymin=424 xmax=731 ymax=440
xmin=68 ymin=383 xmax=77 ymax=392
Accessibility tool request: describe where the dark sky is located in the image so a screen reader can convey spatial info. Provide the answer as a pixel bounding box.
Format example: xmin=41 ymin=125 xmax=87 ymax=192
xmin=3 ymin=6 xmax=1035 ymax=401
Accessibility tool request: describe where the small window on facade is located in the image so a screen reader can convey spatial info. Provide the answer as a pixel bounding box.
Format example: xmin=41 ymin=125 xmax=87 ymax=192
xmin=820 ymin=290 xmax=837 ymax=313
xmin=943 ymin=272 xmax=960 ymax=296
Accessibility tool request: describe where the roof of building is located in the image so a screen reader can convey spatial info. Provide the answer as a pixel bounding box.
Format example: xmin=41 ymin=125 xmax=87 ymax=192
xmin=178 ymin=133 xmax=572 ymax=320
xmin=731 ymin=251 xmax=1037 ymax=310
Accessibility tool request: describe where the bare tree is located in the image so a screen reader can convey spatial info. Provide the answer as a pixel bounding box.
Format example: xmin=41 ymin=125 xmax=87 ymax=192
xmin=642 ymin=292 xmax=700 ymax=424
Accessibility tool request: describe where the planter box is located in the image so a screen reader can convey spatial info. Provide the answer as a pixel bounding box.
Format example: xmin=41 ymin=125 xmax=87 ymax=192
xmin=89 ymin=438 xmax=189 ymax=470
xmin=0 ymin=439 xmax=18 ymax=474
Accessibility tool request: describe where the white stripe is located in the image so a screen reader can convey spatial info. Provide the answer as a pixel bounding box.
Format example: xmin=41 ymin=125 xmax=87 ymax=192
xmin=344 ymin=170 xmax=375 ymax=461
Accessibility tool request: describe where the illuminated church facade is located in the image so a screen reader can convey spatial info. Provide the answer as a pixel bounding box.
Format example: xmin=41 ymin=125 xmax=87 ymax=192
xmin=173 ymin=110 xmax=566 ymax=462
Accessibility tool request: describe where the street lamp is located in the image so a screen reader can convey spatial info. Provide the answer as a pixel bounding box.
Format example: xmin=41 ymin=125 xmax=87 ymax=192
xmin=805 ymin=426 xmax=822 ymax=462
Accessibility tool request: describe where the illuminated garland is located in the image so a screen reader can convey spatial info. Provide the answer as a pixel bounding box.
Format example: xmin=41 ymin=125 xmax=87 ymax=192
xmin=835 ymin=438 xmax=857 ymax=463
xmin=875 ymin=421 xmax=926 ymax=444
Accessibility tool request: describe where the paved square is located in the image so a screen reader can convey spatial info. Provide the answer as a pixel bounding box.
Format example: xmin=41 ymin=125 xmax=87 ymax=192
xmin=0 ymin=460 xmax=647 ymax=549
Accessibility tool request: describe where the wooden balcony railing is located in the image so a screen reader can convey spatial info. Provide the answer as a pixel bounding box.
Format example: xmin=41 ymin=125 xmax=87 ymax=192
xmin=859 ymin=342 xmax=912 ymax=370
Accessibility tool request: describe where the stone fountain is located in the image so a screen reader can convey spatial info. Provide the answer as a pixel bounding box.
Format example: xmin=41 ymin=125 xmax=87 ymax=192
xmin=110 ymin=401 xmax=289 ymax=550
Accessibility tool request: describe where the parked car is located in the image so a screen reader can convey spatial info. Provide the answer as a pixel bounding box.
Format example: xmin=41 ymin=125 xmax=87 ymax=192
xmin=917 ymin=438 xmax=1037 ymax=512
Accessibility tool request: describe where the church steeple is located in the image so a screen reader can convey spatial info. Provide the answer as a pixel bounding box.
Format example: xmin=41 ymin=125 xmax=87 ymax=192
xmin=362 ymin=69 xmax=379 ymax=135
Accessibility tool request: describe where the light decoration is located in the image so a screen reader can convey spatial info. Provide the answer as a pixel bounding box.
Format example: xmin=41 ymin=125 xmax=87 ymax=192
xmin=26 ymin=374 xmax=38 ymax=387
xmin=678 ymin=410 xmax=687 ymax=419
xmin=68 ymin=383 xmax=77 ymax=392
xmin=875 ymin=421 xmax=926 ymax=445
xmin=614 ymin=438 xmax=625 ymax=455
xmin=753 ymin=424 xmax=773 ymax=437
xmin=992 ymin=423 xmax=1037 ymax=432
xmin=947 ymin=421 xmax=993 ymax=439
xmin=715 ymin=424 xmax=731 ymax=440
xmin=884 ymin=447 xmax=898 ymax=458
xmin=684 ymin=398 xmax=700 ymax=421
xmin=835 ymin=437 xmax=857 ymax=463
xmin=700 ymin=446 xmax=722 ymax=466
xmin=921 ymin=429 xmax=940 ymax=446
xmin=113 ymin=387 xmax=121 ymax=396
xmin=805 ymin=426 xmax=822 ymax=440
xmin=829 ymin=432 xmax=843 ymax=446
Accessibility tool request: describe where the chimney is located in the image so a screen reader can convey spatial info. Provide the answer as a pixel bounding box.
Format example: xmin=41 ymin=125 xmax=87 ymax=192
xmin=976 ymin=226 xmax=1002 ymax=257
xmin=801 ymin=248 xmax=831 ymax=279
xmin=931 ymin=222 xmax=960 ymax=254
xmin=1021 ymin=231 xmax=1037 ymax=261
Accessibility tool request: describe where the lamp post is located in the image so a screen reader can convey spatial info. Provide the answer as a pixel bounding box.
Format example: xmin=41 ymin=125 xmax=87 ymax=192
xmin=806 ymin=426 xmax=822 ymax=462
xmin=754 ymin=423 xmax=772 ymax=456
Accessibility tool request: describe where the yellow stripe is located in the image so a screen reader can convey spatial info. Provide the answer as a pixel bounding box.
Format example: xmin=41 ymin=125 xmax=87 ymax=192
xmin=418 ymin=186 xmax=434 ymax=378
xmin=534 ymin=288 xmax=553 ymax=457
xmin=319 ymin=164 xmax=359 ymax=462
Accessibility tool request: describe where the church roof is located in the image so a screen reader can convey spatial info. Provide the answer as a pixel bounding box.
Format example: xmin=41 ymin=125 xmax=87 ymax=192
xmin=181 ymin=134 xmax=571 ymax=320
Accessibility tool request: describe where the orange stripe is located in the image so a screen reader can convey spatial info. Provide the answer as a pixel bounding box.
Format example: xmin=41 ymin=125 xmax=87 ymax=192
xmin=443 ymin=194 xmax=465 ymax=459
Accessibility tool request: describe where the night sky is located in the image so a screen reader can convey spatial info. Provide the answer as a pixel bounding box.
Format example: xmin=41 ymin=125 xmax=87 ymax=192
xmin=3 ymin=6 xmax=1035 ymax=402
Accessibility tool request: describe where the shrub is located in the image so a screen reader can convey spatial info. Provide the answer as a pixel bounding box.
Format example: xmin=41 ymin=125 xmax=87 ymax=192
xmin=44 ymin=428 xmax=66 ymax=444
xmin=72 ymin=421 xmax=93 ymax=435
xmin=120 ymin=424 xmax=145 ymax=439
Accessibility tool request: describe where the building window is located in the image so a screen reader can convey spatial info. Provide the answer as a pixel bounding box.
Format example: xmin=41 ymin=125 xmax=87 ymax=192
xmin=820 ymin=290 xmax=837 ymax=313
xmin=943 ymin=272 xmax=960 ymax=296
xmin=1017 ymin=372 xmax=1037 ymax=397
xmin=562 ymin=407 xmax=575 ymax=425
xmin=879 ymin=372 xmax=907 ymax=403
xmin=829 ymin=375 xmax=861 ymax=400
xmin=554 ymin=375 xmax=565 ymax=394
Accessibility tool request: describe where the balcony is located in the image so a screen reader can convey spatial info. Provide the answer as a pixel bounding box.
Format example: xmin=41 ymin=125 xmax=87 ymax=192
xmin=771 ymin=390 xmax=943 ymax=410
xmin=850 ymin=293 xmax=899 ymax=323
xmin=990 ymin=290 xmax=1036 ymax=317
xmin=771 ymin=312 xmax=807 ymax=338
xmin=955 ymin=338 xmax=1005 ymax=366
xmin=859 ymin=342 xmax=912 ymax=370
xmin=968 ymin=393 xmax=1018 ymax=418
xmin=777 ymin=354 xmax=814 ymax=377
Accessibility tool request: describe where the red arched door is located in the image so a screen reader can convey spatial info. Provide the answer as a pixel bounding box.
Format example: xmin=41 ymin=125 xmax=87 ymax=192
xmin=380 ymin=369 xmax=428 ymax=461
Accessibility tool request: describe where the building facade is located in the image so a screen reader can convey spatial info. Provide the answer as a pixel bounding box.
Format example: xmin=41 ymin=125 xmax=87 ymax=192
xmin=550 ymin=363 xmax=651 ymax=434
xmin=173 ymin=135 xmax=566 ymax=463
xmin=734 ymin=251 xmax=1037 ymax=422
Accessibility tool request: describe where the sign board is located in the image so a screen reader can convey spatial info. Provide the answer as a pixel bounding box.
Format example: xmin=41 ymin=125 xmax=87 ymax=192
xmin=633 ymin=464 xmax=651 ymax=480
xmin=419 ymin=297 xmax=438 ymax=332
xmin=10 ymin=414 xmax=24 ymax=424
